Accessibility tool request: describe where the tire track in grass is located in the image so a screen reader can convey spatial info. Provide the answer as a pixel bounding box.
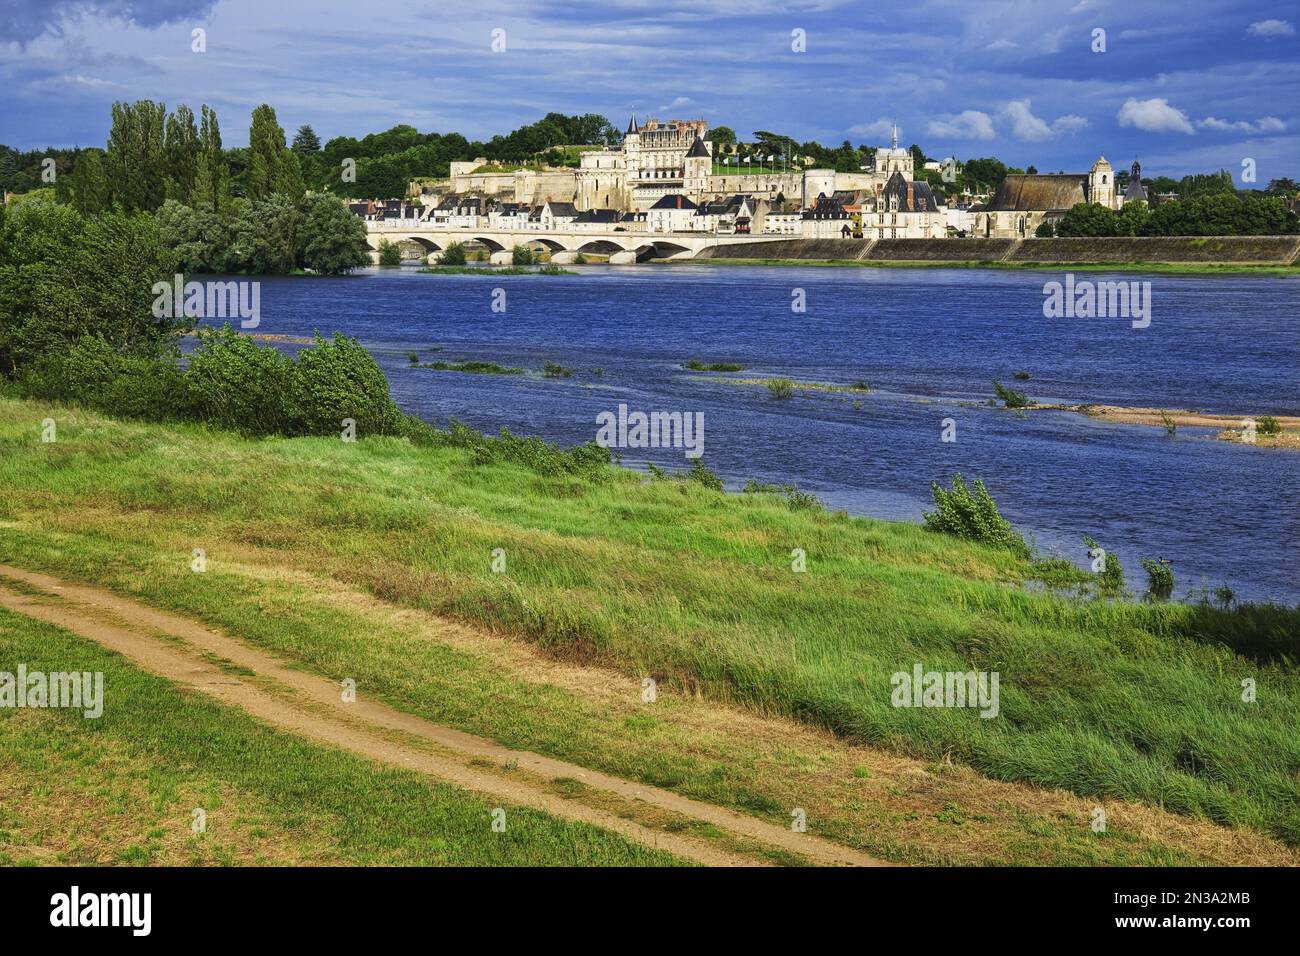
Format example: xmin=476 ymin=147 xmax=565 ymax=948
xmin=0 ymin=564 xmax=884 ymax=867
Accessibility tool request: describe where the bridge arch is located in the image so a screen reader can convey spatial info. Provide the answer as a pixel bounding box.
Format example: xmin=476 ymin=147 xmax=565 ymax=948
xmin=574 ymin=239 xmax=628 ymax=256
xmin=469 ymin=236 xmax=506 ymax=252
xmin=633 ymin=240 xmax=694 ymax=261
xmin=397 ymin=235 xmax=442 ymax=252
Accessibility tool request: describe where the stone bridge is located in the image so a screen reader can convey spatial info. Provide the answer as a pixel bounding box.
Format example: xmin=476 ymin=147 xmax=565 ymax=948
xmin=363 ymin=220 xmax=790 ymax=264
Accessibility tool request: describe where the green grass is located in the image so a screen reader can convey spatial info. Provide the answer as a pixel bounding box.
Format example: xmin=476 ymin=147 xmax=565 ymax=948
xmin=683 ymin=361 xmax=746 ymax=372
xmin=417 ymin=266 xmax=575 ymax=276
xmin=419 ymin=361 xmax=523 ymax=375
xmin=0 ymin=608 xmax=681 ymax=866
xmin=675 ymin=258 xmax=1300 ymax=276
xmin=1 ymin=398 xmax=1298 ymax=849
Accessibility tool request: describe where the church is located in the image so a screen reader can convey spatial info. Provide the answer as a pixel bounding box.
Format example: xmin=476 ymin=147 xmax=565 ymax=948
xmin=973 ymin=157 xmax=1138 ymax=238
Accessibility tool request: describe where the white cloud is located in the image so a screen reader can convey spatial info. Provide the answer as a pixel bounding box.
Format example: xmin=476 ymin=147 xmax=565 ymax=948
xmin=1002 ymin=100 xmax=1088 ymax=140
xmin=1247 ymin=19 xmax=1295 ymax=38
xmin=1198 ymin=115 xmax=1287 ymax=133
xmin=984 ymin=38 xmax=1016 ymax=50
xmin=1003 ymin=99 xmax=1051 ymax=140
xmin=1117 ymin=96 xmax=1195 ymax=134
xmin=1052 ymin=114 xmax=1089 ymax=134
xmin=927 ymin=110 xmax=995 ymax=140
xmin=847 ymin=118 xmax=895 ymax=139
xmin=658 ymin=95 xmax=695 ymax=111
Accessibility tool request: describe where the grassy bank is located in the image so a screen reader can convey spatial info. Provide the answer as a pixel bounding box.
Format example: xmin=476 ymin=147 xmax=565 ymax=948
xmin=675 ymin=257 xmax=1300 ymax=275
xmin=1 ymin=398 xmax=1297 ymax=854
xmin=0 ymin=607 xmax=680 ymax=866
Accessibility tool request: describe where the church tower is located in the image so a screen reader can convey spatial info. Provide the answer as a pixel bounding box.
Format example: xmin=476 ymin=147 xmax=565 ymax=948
xmin=1088 ymin=156 xmax=1116 ymax=209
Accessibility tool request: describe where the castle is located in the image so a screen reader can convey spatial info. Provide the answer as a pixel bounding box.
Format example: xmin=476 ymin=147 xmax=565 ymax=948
xmin=423 ymin=117 xmax=919 ymax=215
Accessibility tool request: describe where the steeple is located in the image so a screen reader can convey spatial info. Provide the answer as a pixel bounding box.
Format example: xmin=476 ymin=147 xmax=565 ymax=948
xmin=891 ymin=120 xmax=898 ymax=150
xmin=626 ymin=113 xmax=638 ymax=134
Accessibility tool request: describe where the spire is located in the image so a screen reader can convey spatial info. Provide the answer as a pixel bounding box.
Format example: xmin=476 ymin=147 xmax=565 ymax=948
xmin=891 ymin=119 xmax=898 ymax=150
xmin=626 ymin=113 xmax=637 ymax=134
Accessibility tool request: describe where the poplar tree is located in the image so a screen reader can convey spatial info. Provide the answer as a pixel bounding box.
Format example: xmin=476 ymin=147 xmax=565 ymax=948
xmin=70 ymin=149 xmax=111 ymax=216
xmin=106 ymin=100 xmax=167 ymax=211
xmin=191 ymin=105 xmax=229 ymax=213
xmin=164 ymin=104 xmax=200 ymax=202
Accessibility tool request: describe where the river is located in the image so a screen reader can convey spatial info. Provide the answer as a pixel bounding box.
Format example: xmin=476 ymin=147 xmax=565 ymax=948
xmin=202 ymin=263 xmax=1300 ymax=605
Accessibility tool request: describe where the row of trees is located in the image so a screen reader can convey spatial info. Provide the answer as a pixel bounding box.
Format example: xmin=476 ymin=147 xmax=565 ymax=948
xmin=156 ymin=191 xmax=369 ymax=275
xmin=1040 ymin=192 xmax=1298 ymax=237
xmin=64 ymin=101 xmax=302 ymax=217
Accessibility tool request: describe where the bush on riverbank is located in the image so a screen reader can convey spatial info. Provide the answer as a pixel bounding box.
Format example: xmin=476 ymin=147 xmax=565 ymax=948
xmin=924 ymin=474 xmax=1030 ymax=558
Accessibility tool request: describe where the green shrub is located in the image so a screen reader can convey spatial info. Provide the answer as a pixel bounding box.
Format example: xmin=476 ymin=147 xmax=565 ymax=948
xmin=440 ymin=242 xmax=468 ymax=266
xmin=185 ymin=326 xmax=404 ymax=438
xmin=441 ymin=419 xmax=611 ymax=477
xmin=543 ymin=361 xmax=573 ymax=379
xmin=377 ymin=238 xmax=402 ymax=267
xmin=1141 ymin=557 xmax=1175 ymax=601
xmin=1083 ymin=534 xmax=1125 ymax=595
xmin=686 ymin=458 xmax=724 ymax=491
xmin=766 ymin=378 xmax=795 ymax=400
xmin=293 ymin=331 xmax=405 ymax=437
xmin=1257 ymin=415 xmax=1281 ymax=437
xmin=992 ymin=379 xmax=1030 ymax=409
xmin=923 ymin=474 xmax=1029 ymax=558
xmin=742 ymin=480 xmax=823 ymax=511
xmin=511 ymin=244 xmax=534 ymax=266
xmin=16 ymin=336 xmax=189 ymax=422
xmin=183 ymin=326 xmax=301 ymax=434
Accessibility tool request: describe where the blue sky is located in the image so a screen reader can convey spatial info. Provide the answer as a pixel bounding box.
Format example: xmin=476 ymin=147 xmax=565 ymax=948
xmin=2 ymin=0 xmax=1297 ymax=179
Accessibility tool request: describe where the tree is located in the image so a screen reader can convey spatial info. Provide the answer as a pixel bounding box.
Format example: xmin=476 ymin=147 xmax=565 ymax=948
xmin=292 ymin=124 xmax=322 ymax=156
xmin=191 ymin=105 xmax=229 ymax=213
xmin=163 ymin=104 xmax=200 ymax=203
xmin=709 ymin=126 xmax=737 ymax=152
xmin=247 ymin=104 xmax=301 ymax=201
xmin=69 ymin=149 xmax=111 ymax=217
xmin=106 ymin=99 xmax=168 ymax=212
xmin=0 ymin=200 xmax=182 ymax=377
xmin=301 ymin=193 xmax=370 ymax=275
xmin=225 ymin=194 xmax=303 ymax=273
xmin=1266 ymin=177 xmax=1298 ymax=195
xmin=155 ymin=198 xmax=230 ymax=273
xmin=1113 ymin=199 xmax=1149 ymax=236
xmin=1055 ymin=202 xmax=1118 ymax=237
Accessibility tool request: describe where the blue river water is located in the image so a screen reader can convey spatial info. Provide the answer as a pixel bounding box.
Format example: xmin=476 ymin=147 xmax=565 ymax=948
xmin=206 ymin=264 xmax=1300 ymax=604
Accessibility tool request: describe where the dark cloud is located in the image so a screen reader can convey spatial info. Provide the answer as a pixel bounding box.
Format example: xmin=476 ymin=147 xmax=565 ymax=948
xmin=0 ymin=0 xmax=216 ymax=43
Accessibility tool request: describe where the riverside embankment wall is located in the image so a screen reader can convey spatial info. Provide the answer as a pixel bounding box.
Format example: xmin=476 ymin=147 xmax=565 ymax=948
xmin=692 ymin=235 xmax=1300 ymax=264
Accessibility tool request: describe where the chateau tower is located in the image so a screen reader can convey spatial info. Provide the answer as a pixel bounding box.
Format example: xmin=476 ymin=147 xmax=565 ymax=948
xmin=684 ymin=135 xmax=712 ymax=199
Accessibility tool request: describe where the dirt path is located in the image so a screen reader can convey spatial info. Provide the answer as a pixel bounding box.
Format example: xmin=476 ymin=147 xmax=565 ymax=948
xmin=0 ymin=564 xmax=882 ymax=868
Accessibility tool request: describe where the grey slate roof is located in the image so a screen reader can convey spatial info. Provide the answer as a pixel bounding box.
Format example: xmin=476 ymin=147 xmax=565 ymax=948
xmin=649 ymin=194 xmax=698 ymax=210
xmin=986 ymin=174 xmax=1088 ymax=211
